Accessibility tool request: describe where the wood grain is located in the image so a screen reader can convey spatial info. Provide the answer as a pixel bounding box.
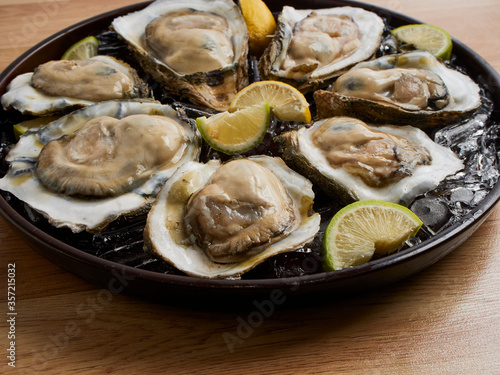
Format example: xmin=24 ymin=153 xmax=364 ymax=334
xmin=1 ymin=0 xmax=499 ymax=374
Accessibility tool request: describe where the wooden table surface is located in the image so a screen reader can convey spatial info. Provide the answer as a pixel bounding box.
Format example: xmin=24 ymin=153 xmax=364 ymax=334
xmin=1 ymin=0 xmax=499 ymax=373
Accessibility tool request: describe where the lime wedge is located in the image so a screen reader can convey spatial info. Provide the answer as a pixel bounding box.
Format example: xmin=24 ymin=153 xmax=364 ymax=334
xmin=61 ymin=36 xmax=99 ymax=60
xmin=391 ymin=24 xmax=453 ymax=60
xmin=196 ymin=102 xmax=270 ymax=155
xmin=322 ymin=200 xmax=423 ymax=271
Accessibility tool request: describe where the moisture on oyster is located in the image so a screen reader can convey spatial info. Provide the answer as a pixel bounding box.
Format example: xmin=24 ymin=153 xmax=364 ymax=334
xmin=1 ymin=55 xmax=149 ymax=116
xmin=111 ymin=0 xmax=249 ymax=111
xmin=314 ymin=51 xmax=482 ymax=127
xmin=144 ymin=156 xmax=321 ymax=278
xmin=145 ymin=9 xmax=234 ymax=75
xmin=258 ymin=6 xmax=384 ymax=92
xmin=333 ymin=68 xmax=449 ymax=111
xmin=0 ymin=100 xmax=200 ymax=233
xmin=275 ymin=116 xmax=464 ymax=206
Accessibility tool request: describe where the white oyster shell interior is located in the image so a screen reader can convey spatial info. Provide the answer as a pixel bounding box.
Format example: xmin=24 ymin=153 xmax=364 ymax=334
xmin=111 ymin=0 xmax=247 ymax=76
xmin=144 ymin=156 xmax=321 ymax=278
xmin=352 ymin=51 xmax=481 ymax=113
xmin=1 ymin=55 xmax=147 ymax=116
xmin=1 ymin=72 xmax=95 ymax=116
xmin=0 ymin=100 xmax=200 ymax=233
xmin=268 ymin=6 xmax=385 ymax=80
xmin=296 ymin=118 xmax=464 ymax=205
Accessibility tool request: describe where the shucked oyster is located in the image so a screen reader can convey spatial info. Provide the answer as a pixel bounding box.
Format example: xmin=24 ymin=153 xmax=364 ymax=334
xmin=258 ymin=6 xmax=384 ymax=93
xmin=144 ymin=156 xmax=320 ymax=278
xmin=111 ymin=0 xmax=249 ymax=111
xmin=0 ymin=100 xmax=200 ymax=232
xmin=1 ymin=55 xmax=149 ymax=116
xmin=314 ymin=51 xmax=482 ymax=127
xmin=275 ymin=117 xmax=464 ymax=206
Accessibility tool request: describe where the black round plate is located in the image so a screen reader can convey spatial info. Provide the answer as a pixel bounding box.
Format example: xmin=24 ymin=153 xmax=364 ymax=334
xmin=1 ymin=0 xmax=499 ymax=308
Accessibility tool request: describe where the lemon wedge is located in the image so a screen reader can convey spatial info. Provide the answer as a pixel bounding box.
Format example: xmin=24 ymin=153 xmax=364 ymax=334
xmin=239 ymin=0 xmax=276 ymax=56
xmin=196 ymin=102 xmax=270 ymax=155
xmin=229 ymin=80 xmax=311 ymax=123
xmin=322 ymin=200 xmax=423 ymax=271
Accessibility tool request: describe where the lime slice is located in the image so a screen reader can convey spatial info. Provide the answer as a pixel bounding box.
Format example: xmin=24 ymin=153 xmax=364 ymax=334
xmin=196 ymin=102 xmax=270 ymax=155
xmin=13 ymin=116 xmax=59 ymax=140
xmin=322 ymin=200 xmax=423 ymax=271
xmin=229 ymin=80 xmax=311 ymax=123
xmin=391 ymin=24 xmax=453 ymax=60
xmin=61 ymin=36 xmax=99 ymax=60
xmin=239 ymin=0 xmax=277 ymax=56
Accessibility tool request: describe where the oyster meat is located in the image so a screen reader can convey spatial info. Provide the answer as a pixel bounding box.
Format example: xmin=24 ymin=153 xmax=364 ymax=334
xmin=111 ymin=0 xmax=249 ymax=111
xmin=144 ymin=156 xmax=320 ymax=278
xmin=1 ymin=55 xmax=149 ymax=116
xmin=275 ymin=116 xmax=464 ymax=206
xmin=0 ymin=100 xmax=200 ymax=232
xmin=258 ymin=6 xmax=384 ymax=92
xmin=314 ymin=51 xmax=482 ymax=127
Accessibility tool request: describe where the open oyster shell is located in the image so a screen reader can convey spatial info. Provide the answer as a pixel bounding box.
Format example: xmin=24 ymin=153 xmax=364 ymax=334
xmin=258 ymin=6 xmax=384 ymax=93
xmin=1 ymin=55 xmax=149 ymax=116
xmin=0 ymin=100 xmax=200 ymax=233
xmin=314 ymin=51 xmax=482 ymax=127
xmin=111 ymin=0 xmax=249 ymax=111
xmin=144 ymin=156 xmax=321 ymax=279
xmin=275 ymin=116 xmax=464 ymax=206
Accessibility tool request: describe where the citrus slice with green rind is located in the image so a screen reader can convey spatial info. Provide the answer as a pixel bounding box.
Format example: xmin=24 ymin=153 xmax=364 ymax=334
xmin=322 ymin=200 xmax=423 ymax=271
xmin=196 ymin=102 xmax=270 ymax=155
xmin=61 ymin=36 xmax=99 ymax=60
xmin=229 ymin=80 xmax=311 ymax=123
xmin=391 ymin=24 xmax=453 ymax=60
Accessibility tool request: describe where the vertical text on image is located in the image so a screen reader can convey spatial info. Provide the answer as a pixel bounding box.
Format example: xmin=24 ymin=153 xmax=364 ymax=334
xmin=7 ymin=263 xmax=16 ymax=368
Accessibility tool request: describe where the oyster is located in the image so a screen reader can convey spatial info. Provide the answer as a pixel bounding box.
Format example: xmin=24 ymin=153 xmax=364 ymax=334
xmin=144 ymin=156 xmax=320 ymax=278
xmin=111 ymin=0 xmax=249 ymax=111
xmin=258 ymin=6 xmax=384 ymax=92
xmin=1 ymin=55 xmax=149 ymax=116
xmin=275 ymin=117 xmax=464 ymax=206
xmin=0 ymin=100 xmax=200 ymax=232
xmin=314 ymin=51 xmax=482 ymax=127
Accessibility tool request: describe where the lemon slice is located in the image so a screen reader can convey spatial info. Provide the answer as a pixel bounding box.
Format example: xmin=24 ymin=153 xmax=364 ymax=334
xmin=229 ymin=80 xmax=311 ymax=123
xmin=322 ymin=200 xmax=423 ymax=271
xmin=239 ymin=0 xmax=276 ymax=56
xmin=61 ymin=36 xmax=99 ymax=60
xmin=13 ymin=116 xmax=59 ymax=140
xmin=391 ymin=24 xmax=453 ymax=60
xmin=196 ymin=102 xmax=270 ymax=155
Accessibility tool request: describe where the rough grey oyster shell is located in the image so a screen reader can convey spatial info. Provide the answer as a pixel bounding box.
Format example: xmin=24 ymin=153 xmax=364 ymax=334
xmin=314 ymin=51 xmax=482 ymax=127
xmin=111 ymin=0 xmax=249 ymax=111
xmin=275 ymin=116 xmax=464 ymax=206
xmin=0 ymin=100 xmax=200 ymax=233
xmin=258 ymin=6 xmax=384 ymax=93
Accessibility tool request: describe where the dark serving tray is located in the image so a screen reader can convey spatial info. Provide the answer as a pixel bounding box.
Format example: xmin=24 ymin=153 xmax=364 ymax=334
xmin=1 ymin=0 xmax=499 ymax=308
